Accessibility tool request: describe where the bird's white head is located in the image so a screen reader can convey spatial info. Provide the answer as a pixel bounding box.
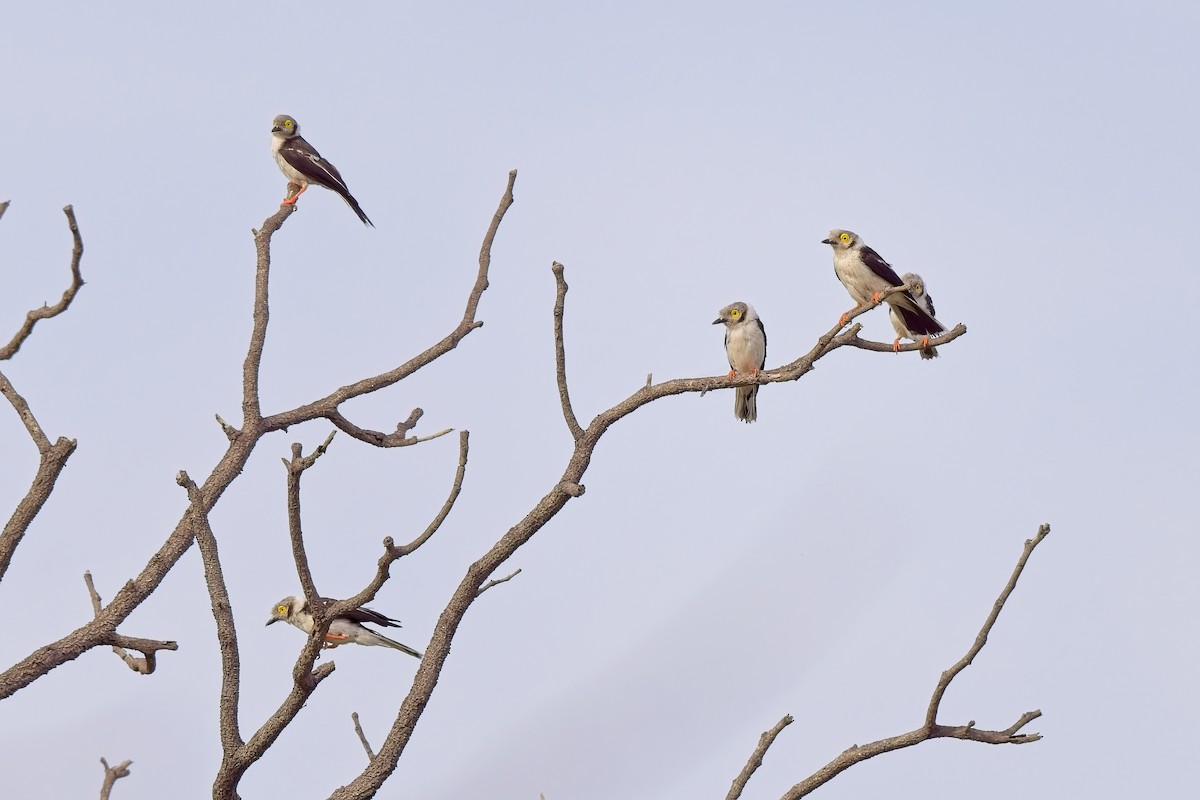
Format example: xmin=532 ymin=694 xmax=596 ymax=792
xmin=270 ymin=114 xmax=300 ymax=139
xmin=713 ymin=301 xmax=757 ymax=327
xmin=266 ymin=595 xmax=302 ymax=626
xmin=821 ymin=229 xmax=859 ymax=250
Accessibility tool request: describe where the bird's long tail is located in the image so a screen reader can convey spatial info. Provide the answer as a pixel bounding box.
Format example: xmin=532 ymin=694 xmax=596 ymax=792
xmin=734 ymin=386 xmax=758 ymax=423
xmin=372 ymin=632 xmax=423 ymax=658
xmin=339 ymin=191 xmax=374 ymax=227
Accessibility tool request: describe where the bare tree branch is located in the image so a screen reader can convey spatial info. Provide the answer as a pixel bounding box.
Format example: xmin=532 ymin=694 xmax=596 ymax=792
xmin=727 ymin=715 xmax=793 ymax=800
xmin=284 ymin=431 xmax=338 ymax=614
xmin=0 ymin=205 xmax=85 ymax=361
xmin=177 ymin=472 xmax=246 ymax=764
xmin=83 ymin=572 xmax=177 ymax=675
xmin=774 ymin=525 xmax=1050 ymax=799
xmin=99 ymin=757 xmax=132 ymax=800
xmin=327 ymin=408 xmax=452 ymax=448
xmin=550 ymin=262 xmax=583 ymax=441
xmin=0 ymin=370 xmax=77 ymax=580
xmin=259 ymin=169 xmax=517 ymax=435
xmin=393 ymin=430 xmax=470 ymax=556
xmin=351 ymin=712 xmax=376 ymax=762
xmin=477 ymin=568 xmax=522 ymax=596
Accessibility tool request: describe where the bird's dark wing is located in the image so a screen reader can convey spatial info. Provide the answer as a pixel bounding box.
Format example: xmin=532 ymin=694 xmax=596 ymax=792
xmin=890 ymin=299 xmax=945 ymax=336
xmin=923 ymin=290 xmax=937 ymax=318
xmin=338 ymin=604 xmax=403 ymax=628
xmin=280 ymin=138 xmax=373 ymax=226
xmin=859 ymin=246 xmax=905 ymax=287
xmin=278 ymin=137 xmax=351 ymax=192
xmin=755 ymin=318 xmax=767 ymax=369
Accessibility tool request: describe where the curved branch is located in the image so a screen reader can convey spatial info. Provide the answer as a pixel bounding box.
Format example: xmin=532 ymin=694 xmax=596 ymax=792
xmin=774 ymin=525 xmax=1050 ymax=799
xmin=83 ymin=572 xmax=177 ymax=675
xmin=351 ymin=712 xmax=376 ymax=762
xmin=260 ymin=170 xmax=516 ymax=434
xmin=727 ymin=715 xmax=793 ymax=800
xmin=551 ymin=262 xmax=583 ymax=441
xmin=0 ymin=205 xmax=85 ymax=361
xmin=327 ymin=407 xmax=452 ymax=448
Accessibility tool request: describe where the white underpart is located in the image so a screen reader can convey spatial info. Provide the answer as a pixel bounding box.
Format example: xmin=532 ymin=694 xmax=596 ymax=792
xmin=832 ymin=246 xmax=893 ymax=307
xmin=725 ymin=316 xmax=765 ymax=374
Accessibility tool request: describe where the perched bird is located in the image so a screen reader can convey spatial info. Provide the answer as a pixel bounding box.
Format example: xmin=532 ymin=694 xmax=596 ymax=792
xmin=713 ymin=301 xmax=767 ymax=423
xmin=267 ymin=595 xmax=422 ymax=658
xmin=270 ymin=115 xmax=373 ymax=226
xmin=889 ymin=272 xmax=940 ymax=359
xmin=821 ymin=230 xmax=943 ymax=344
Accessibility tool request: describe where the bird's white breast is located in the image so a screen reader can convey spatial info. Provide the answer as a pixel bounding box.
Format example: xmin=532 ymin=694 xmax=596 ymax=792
xmin=726 ymin=322 xmax=765 ymax=373
xmin=833 ymin=249 xmax=888 ymax=306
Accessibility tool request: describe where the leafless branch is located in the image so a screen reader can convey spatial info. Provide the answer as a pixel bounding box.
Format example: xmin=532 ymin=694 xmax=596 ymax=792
xmin=177 ymin=472 xmax=245 ymax=766
xmin=351 ymin=712 xmax=376 ymax=762
xmin=477 ymin=568 xmax=522 ymax=596
xmin=393 ymin=430 xmax=470 ymax=556
xmin=327 ymin=407 xmax=453 ymax=448
xmin=0 ymin=370 xmax=77 ymax=581
xmin=259 ymin=169 xmax=517 ymax=436
xmin=99 ymin=757 xmax=132 ymax=800
xmin=775 ymin=525 xmax=1050 ymax=799
xmin=285 ymin=432 xmax=338 ymax=612
xmin=551 ymin=262 xmax=583 ymax=441
xmin=326 ymin=262 xmax=973 ymax=800
xmin=83 ymin=572 xmax=177 ymax=675
xmin=727 ymin=715 xmax=793 ymax=800
xmin=2 ymin=174 xmax=516 ymax=705
xmin=1 ymin=205 xmax=85 ymax=361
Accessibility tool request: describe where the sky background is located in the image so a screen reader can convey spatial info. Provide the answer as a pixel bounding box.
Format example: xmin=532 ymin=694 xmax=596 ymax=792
xmin=2 ymin=1 xmax=1197 ymax=798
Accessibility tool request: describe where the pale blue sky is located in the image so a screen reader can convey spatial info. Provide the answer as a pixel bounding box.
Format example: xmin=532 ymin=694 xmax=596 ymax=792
xmin=2 ymin=2 xmax=1197 ymax=798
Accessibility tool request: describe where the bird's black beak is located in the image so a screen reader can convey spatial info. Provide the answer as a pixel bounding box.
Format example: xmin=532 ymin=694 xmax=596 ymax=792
xmin=271 ymin=126 xmax=283 ymax=133
xmin=821 ymin=238 xmax=833 ymax=245
xmin=712 ymin=318 xmax=724 ymax=325
xmin=266 ymin=618 xmax=278 ymax=626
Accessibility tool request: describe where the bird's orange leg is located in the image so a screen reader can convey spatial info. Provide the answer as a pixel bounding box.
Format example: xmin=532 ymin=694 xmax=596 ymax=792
xmin=892 ymin=338 xmax=902 ymax=353
xmin=727 ymin=370 xmax=736 ymax=379
xmin=920 ymin=336 xmax=931 ymax=349
xmin=838 ymin=304 xmax=861 ymax=326
xmin=871 ymin=291 xmax=884 ymax=304
xmin=322 ymin=632 xmax=349 ymax=648
xmin=282 ymin=182 xmax=309 ymax=206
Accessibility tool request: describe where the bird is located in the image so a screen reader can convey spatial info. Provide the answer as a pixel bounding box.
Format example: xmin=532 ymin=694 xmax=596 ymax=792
xmin=713 ymin=301 xmax=767 ymax=423
xmin=889 ymin=272 xmax=940 ymax=359
xmin=821 ymin=230 xmax=943 ymax=343
xmin=269 ymin=115 xmax=373 ymax=226
xmin=266 ymin=595 xmax=422 ymax=658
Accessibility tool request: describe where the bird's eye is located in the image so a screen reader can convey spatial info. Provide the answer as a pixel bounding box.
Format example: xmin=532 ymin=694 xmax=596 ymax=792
xmin=839 ymin=232 xmax=850 ymax=243
xmin=729 ymin=309 xmax=740 ymax=317
xmin=913 ymin=282 xmax=923 ymax=293
xmin=284 ymin=120 xmax=293 ymax=128
xmin=277 ymin=605 xmax=287 ymax=614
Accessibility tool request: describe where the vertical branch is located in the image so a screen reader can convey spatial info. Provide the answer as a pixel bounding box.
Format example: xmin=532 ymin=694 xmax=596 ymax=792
xmin=243 ymin=204 xmax=295 ymax=425
xmin=550 ymin=262 xmax=583 ymax=441
xmin=0 ymin=205 xmax=85 ymax=361
xmin=284 ymin=431 xmax=337 ymax=611
xmin=177 ymin=472 xmax=245 ymax=760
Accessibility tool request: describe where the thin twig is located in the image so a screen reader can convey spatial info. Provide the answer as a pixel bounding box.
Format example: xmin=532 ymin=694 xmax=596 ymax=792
xmin=1 ymin=205 xmax=86 ymax=361
xmin=393 ymin=431 xmax=470 ymax=556
xmin=352 ymin=712 xmax=376 ymax=762
xmin=327 ymin=407 xmax=453 ymax=448
xmin=727 ymin=715 xmax=793 ymax=800
xmin=477 ymin=568 xmax=522 ymax=596
xmin=98 ymin=757 xmax=132 ymax=800
xmin=551 ymin=262 xmax=583 ymax=441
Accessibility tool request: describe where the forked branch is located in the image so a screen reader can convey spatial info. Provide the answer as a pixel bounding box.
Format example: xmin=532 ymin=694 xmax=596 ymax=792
xmin=99 ymin=757 xmax=132 ymax=800
xmin=766 ymin=524 xmax=1050 ymax=800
